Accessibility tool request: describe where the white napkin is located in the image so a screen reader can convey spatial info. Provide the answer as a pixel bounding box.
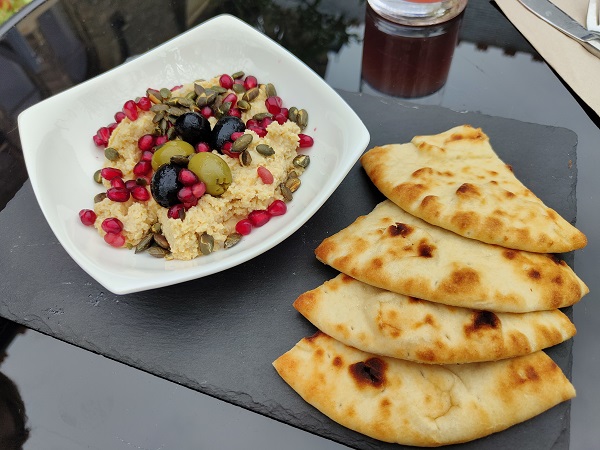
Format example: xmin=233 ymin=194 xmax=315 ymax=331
xmin=495 ymin=0 xmax=600 ymax=117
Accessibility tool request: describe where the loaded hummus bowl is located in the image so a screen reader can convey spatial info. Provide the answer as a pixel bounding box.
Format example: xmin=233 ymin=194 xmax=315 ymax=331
xmin=78 ymin=73 xmax=313 ymax=261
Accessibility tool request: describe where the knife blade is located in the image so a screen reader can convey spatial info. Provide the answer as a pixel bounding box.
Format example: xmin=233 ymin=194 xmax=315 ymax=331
xmin=518 ymin=0 xmax=600 ymax=58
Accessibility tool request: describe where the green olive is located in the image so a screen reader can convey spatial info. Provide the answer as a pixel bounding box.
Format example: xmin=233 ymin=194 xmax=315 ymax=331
xmin=188 ymin=152 xmax=232 ymax=196
xmin=151 ymin=140 xmax=194 ymax=171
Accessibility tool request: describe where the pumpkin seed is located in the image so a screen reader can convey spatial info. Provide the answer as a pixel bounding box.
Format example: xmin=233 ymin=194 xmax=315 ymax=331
xmin=296 ymin=109 xmax=308 ymax=130
xmin=196 ymin=89 xmax=217 ymax=107
xmin=185 ymin=92 xmax=197 ymax=101
xmin=147 ymin=89 xmax=162 ymax=103
xmin=280 ymin=183 xmax=293 ymax=202
xmin=151 ymin=223 xmax=162 ymax=233
xmin=150 ymin=103 xmax=169 ymax=112
xmin=232 ymin=83 xmax=246 ymax=95
xmin=194 ymin=83 xmax=205 ymax=96
xmin=231 ymin=71 xmax=245 ymax=79
xmin=167 ymin=106 xmax=186 ymax=116
xmin=93 ymin=169 xmax=102 ymax=184
xmin=166 ymin=126 xmax=177 ymax=140
xmin=253 ymin=112 xmax=273 ymax=120
xmin=236 ymin=99 xmax=251 ymax=111
xmin=94 ymin=192 xmax=106 ymax=203
xmin=293 ymin=154 xmax=310 ymax=169
xmin=153 ymin=233 xmax=170 ymax=250
xmin=285 ymin=176 xmax=301 ymax=192
xmin=256 ymin=144 xmax=275 ymax=156
xmin=104 ymin=147 xmax=120 ymax=161
xmin=152 ymin=111 xmax=165 ymax=123
xmin=242 ymin=87 xmax=259 ymax=102
xmin=287 ymin=170 xmax=299 ymax=179
xmin=199 ymin=232 xmax=214 ymax=255
xmin=135 ymin=233 xmax=154 ymax=254
xmin=159 ymin=118 xmax=168 ymax=134
xmin=219 ymin=101 xmax=232 ymax=115
xmin=240 ymin=150 xmax=252 ymax=167
xmin=231 ymin=134 xmax=253 ymax=153
xmin=288 ymin=107 xmax=298 ymax=123
xmin=211 ymin=85 xmax=227 ymax=94
xmin=224 ymin=232 xmax=242 ymax=249
xmin=266 ymin=83 xmax=277 ymax=97
xmin=147 ymin=246 xmax=169 ymax=258
xmin=159 ymin=88 xmax=172 ymax=100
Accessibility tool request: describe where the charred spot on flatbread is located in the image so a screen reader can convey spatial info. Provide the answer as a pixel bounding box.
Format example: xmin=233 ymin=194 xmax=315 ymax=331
xmin=456 ymin=183 xmax=481 ymax=197
xmin=464 ymin=311 xmax=500 ymax=336
xmin=349 ymin=358 xmax=386 ymax=388
xmin=417 ymin=241 xmax=435 ymax=258
xmin=388 ymin=223 xmax=413 ymax=237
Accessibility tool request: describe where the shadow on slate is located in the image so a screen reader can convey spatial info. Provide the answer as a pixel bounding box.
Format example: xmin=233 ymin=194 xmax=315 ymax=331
xmin=0 ymin=91 xmax=578 ymax=450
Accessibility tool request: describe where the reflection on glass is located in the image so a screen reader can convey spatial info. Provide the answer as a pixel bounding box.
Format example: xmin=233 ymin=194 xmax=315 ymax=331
xmin=361 ymin=4 xmax=463 ymax=98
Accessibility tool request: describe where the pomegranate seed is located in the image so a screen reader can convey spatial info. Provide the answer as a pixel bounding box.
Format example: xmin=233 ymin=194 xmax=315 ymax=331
xmin=178 ymin=169 xmax=199 ymax=186
xmin=196 ymin=142 xmax=210 ymax=153
xmin=235 ymin=219 xmax=253 ymax=235
xmin=247 ymin=126 xmax=267 ymax=138
xmin=268 ymin=199 xmax=287 ymax=216
xmin=123 ymin=100 xmax=138 ymax=121
xmin=104 ymin=232 xmax=125 ymax=248
xmin=223 ymin=93 xmax=237 ymax=107
xmin=298 ymin=133 xmax=314 ymax=148
xmin=230 ymin=132 xmax=244 ymax=141
xmin=93 ymin=134 xmax=105 ymax=147
xmin=183 ymin=198 xmax=198 ymax=209
xmin=133 ymin=160 xmax=152 ymax=176
xmin=200 ymin=106 xmax=213 ymax=119
xmin=244 ymin=75 xmax=258 ymax=90
xmin=221 ymin=141 xmax=239 ymax=158
xmin=101 ymin=217 xmax=123 ymax=234
xmin=155 ymin=135 xmax=168 ymax=146
xmin=107 ymin=122 xmax=118 ymax=133
xmin=140 ymin=150 xmax=154 ymax=162
xmin=228 ymin=108 xmax=241 ymax=118
xmin=95 ymin=127 xmax=110 ymax=146
xmin=106 ymin=187 xmax=130 ymax=202
xmin=167 ymin=204 xmax=185 ymax=220
xmin=125 ymin=179 xmax=138 ymax=190
xmin=100 ymin=167 xmax=123 ymax=180
xmin=274 ymin=114 xmax=287 ymax=125
xmin=248 ymin=209 xmax=270 ymax=227
xmin=170 ymin=85 xmax=183 ymax=91
xmin=261 ymin=117 xmax=274 ymax=128
xmin=191 ymin=182 xmax=206 ymax=198
xmin=219 ymin=74 xmax=234 ymax=90
xmin=265 ymin=96 xmax=283 ymax=115
xmin=138 ymin=134 xmax=155 ymax=151
xmin=245 ymin=119 xmax=259 ymax=128
xmin=111 ymin=177 xmax=126 ymax=189
xmin=177 ymin=186 xmax=195 ymax=203
xmin=137 ymin=96 xmax=152 ymax=111
xmin=79 ymin=209 xmax=97 ymax=226
xmin=280 ymin=107 xmax=289 ymax=119
xmin=257 ymin=166 xmax=274 ymax=184
xmin=131 ymin=185 xmax=150 ymax=201
xmin=114 ymin=111 xmax=126 ymax=123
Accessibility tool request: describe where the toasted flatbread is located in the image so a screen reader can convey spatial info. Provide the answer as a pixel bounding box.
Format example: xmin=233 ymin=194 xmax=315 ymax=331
xmin=294 ymin=274 xmax=576 ymax=364
xmin=360 ymin=125 xmax=587 ymax=253
xmin=273 ymin=332 xmax=576 ymax=447
xmin=314 ymin=200 xmax=588 ymax=312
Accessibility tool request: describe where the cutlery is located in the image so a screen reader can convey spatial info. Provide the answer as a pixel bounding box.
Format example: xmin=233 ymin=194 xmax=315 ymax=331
xmin=518 ymin=0 xmax=600 ymax=58
xmin=588 ymin=0 xmax=600 ymax=33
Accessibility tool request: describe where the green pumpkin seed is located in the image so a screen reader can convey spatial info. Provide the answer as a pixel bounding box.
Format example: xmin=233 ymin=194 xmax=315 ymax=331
xmin=242 ymin=87 xmax=259 ymax=102
xmin=231 ymin=71 xmax=245 ymax=80
xmin=198 ymin=232 xmax=214 ymax=255
xmin=232 ymin=83 xmax=246 ymax=95
xmin=253 ymin=112 xmax=273 ymax=120
xmin=152 ymin=111 xmax=165 ymax=123
xmin=280 ymin=183 xmax=293 ymax=202
xmin=240 ymin=150 xmax=252 ymax=167
xmin=288 ymin=106 xmax=298 ymax=123
xmin=151 ymin=223 xmax=162 ymax=233
xmin=219 ymin=101 xmax=232 ymax=115
xmin=135 ymin=233 xmax=154 ymax=254
xmin=236 ymin=99 xmax=251 ymax=111
xmin=166 ymin=127 xmax=177 ymax=140
xmin=196 ymin=90 xmax=217 ymax=107
xmin=159 ymin=88 xmax=172 ymax=100
xmin=266 ymin=83 xmax=277 ymax=97
xmin=231 ymin=134 xmax=253 ymax=153
xmin=287 ymin=170 xmax=298 ymax=179
xmin=104 ymin=147 xmax=120 ymax=161
xmin=293 ymin=154 xmax=310 ymax=169
xmin=146 ymin=89 xmax=162 ymax=103
xmin=194 ymin=83 xmax=205 ymax=96
xmin=211 ymin=85 xmax=227 ymax=94
xmin=285 ymin=176 xmax=301 ymax=193
xmin=153 ymin=233 xmax=170 ymax=250
xmin=256 ymin=144 xmax=275 ymax=156
xmin=93 ymin=169 xmax=103 ymax=184
xmin=224 ymin=232 xmax=242 ymax=249
xmin=167 ymin=106 xmax=186 ymax=116
xmin=150 ymin=103 xmax=169 ymax=112
xmin=296 ymin=109 xmax=308 ymax=130
xmin=94 ymin=192 xmax=106 ymax=203
xmin=185 ymin=92 xmax=197 ymax=101
xmin=147 ymin=246 xmax=169 ymax=258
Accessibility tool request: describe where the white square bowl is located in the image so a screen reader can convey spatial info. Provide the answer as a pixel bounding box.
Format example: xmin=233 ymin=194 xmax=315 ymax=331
xmin=18 ymin=14 xmax=370 ymax=295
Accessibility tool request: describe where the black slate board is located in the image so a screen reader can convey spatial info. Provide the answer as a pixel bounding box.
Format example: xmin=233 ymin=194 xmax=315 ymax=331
xmin=0 ymin=92 xmax=578 ymax=449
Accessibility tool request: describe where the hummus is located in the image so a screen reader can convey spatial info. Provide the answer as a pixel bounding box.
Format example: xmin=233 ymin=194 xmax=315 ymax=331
xmin=90 ymin=75 xmax=308 ymax=260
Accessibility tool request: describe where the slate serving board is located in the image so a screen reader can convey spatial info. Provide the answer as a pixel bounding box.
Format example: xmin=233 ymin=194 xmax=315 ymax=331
xmin=0 ymin=91 xmax=578 ymax=450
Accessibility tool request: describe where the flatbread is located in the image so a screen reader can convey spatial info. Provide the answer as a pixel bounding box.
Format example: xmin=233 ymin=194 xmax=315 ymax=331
xmin=360 ymin=125 xmax=587 ymax=253
xmin=314 ymin=200 xmax=588 ymax=312
xmin=294 ymin=274 xmax=576 ymax=364
xmin=273 ymin=332 xmax=576 ymax=447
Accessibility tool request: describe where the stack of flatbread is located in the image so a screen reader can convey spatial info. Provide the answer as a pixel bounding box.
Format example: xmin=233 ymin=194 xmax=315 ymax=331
xmin=273 ymin=125 xmax=589 ymax=447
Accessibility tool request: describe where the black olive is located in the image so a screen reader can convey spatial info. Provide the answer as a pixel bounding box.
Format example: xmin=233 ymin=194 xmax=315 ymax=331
xmin=174 ymin=112 xmax=211 ymax=146
xmin=211 ymin=116 xmax=245 ymax=152
xmin=151 ymin=164 xmax=182 ymax=208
